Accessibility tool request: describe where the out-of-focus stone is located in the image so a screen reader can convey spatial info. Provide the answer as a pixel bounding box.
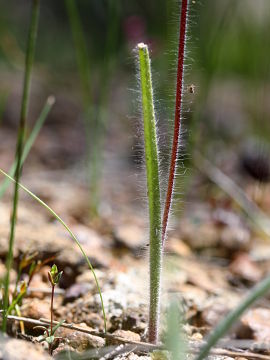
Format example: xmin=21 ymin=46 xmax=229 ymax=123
xmin=52 ymin=343 xmax=75 ymax=357
xmin=21 ymin=298 xmax=51 ymax=320
xmin=229 ymin=253 xmax=263 ymax=283
xmin=0 ymin=335 xmax=50 ymax=360
xmin=114 ymin=223 xmax=145 ymax=251
xmin=180 ymin=218 xmax=219 ymax=249
xmin=239 ymin=308 xmax=270 ymax=342
xmin=220 ymin=226 xmax=250 ymax=251
xmin=108 ymin=330 xmax=140 ymax=345
xmin=115 ymin=353 xmax=151 ymax=360
xmin=64 ymin=283 xmax=92 ymax=303
xmin=57 ymin=323 xmax=105 ymax=351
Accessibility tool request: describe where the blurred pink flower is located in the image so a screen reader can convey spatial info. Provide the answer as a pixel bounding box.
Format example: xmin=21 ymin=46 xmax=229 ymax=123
xmin=123 ymin=15 xmax=159 ymax=55
xmin=124 ymin=15 xmax=146 ymax=46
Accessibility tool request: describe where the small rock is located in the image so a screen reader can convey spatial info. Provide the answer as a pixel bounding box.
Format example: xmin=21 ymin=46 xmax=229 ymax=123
xmin=0 ymin=335 xmax=50 ymax=360
xmin=191 ymin=332 xmax=203 ymax=340
xmin=180 ymin=219 xmax=220 ymax=249
xmin=108 ymin=330 xmax=141 ymax=345
xmin=52 ymin=343 xmax=75 ymax=357
xmin=220 ymin=226 xmax=250 ymax=251
xmin=64 ymin=283 xmax=92 ymax=303
xmin=239 ymin=308 xmax=270 ymax=341
xmin=201 ymin=301 xmax=230 ymax=327
xmin=57 ymin=323 xmax=105 ymax=351
xmin=165 ymin=237 xmax=191 ymax=257
xmin=229 ymin=253 xmax=263 ymax=283
xmin=21 ymin=298 xmax=51 ymax=320
xmin=110 ymin=306 xmax=147 ymax=334
xmin=114 ymin=224 xmax=145 ymax=251
xmin=115 ymin=353 xmax=151 ymax=360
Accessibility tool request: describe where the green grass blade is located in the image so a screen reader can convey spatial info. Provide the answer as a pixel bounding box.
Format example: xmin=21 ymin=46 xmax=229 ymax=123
xmin=0 ymin=96 xmax=55 ymax=199
xmin=165 ymin=300 xmax=186 ymax=359
xmin=196 ymin=274 xmax=270 ymax=360
xmin=0 ymin=168 xmax=107 ymax=332
xmin=137 ymin=43 xmax=162 ymax=344
xmin=2 ymin=0 xmax=40 ymax=332
xmin=65 ymin=0 xmax=91 ymax=109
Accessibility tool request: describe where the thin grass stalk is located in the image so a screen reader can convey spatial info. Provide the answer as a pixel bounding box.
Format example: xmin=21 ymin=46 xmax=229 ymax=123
xmin=66 ymin=0 xmax=120 ymax=216
xmin=162 ymin=0 xmax=189 ymax=245
xmin=65 ymin=0 xmax=91 ymax=109
xmin=137 ymin=43 xmax=162 ymax=344
xmin=2 ymin=0 xmax=40 ymax=332
xmin=0 ymin=168 xmax=107 ymax=332
xmin=88 ymin=0 xmax=120 ymax=215
xmin=65 ymin=0 xmax=97 ymax=214
xmin=196 ymin=274 xmax=270 ymax=360
xmin=65 ymin=0 xmax=102 ymax=216
xmin=0 ymin=96 xmax=55 ymax=199
xmin=65 ymin=0 xmax=92 ymax=194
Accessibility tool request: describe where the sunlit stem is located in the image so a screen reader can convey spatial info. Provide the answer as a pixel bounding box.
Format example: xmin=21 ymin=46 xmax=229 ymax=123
xmin=137 ymin=43 xmax=162 ymax=344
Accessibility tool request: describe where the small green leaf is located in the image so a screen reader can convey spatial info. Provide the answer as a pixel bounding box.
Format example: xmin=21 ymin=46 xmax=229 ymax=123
xmin=48 ymin=265 xmax=62 ymax=286
xmin=52 ymin=319 xmax=65 ymax=335
xmin=37 ymin=335 xmax=46 ymax=343
xmin=46 ymin=335 xmax=55 ymax=344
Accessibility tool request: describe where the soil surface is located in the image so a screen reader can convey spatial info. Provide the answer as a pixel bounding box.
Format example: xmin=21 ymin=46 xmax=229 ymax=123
xmin=1 ymin=82 xmax=270 ymax=360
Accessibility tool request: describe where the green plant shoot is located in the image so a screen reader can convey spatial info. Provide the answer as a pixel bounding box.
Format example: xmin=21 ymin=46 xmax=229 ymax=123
xmin=137 ymin=43 xmax=162 ymax=344
xmin=0 ymin=168 xmax=107 ymax=333
xmin=2 ymin=0 xmax=40 ymax=332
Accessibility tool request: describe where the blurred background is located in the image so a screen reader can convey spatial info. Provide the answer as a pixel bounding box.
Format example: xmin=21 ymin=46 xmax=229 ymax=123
xmin=0 ymin=0 xmax=270 ymax=226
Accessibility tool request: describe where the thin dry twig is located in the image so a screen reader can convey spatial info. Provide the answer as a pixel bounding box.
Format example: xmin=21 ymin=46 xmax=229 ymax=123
xmin=209 ymin=348 xmax=270 ymax=360
xmin=5 ymin=314 xmax=270 ymax=359
xmin=6 ymin=315 xmax=159 ymax=350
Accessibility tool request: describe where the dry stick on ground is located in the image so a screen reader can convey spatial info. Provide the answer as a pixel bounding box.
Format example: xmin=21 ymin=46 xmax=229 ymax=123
xmin=194 ymin=152 xmax=270 ymax=237
xmin=4 ymin=315 xmax=270 ymax=359
xmin=162 ymin=0 xmax=189 ymax=245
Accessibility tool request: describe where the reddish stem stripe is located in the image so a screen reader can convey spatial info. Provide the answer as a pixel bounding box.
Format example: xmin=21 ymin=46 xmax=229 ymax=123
xmin=162 ymin=0 xmax=189 ymax=244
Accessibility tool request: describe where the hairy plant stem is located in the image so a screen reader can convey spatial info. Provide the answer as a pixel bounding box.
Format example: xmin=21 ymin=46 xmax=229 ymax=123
xmin=196 ymin=274 xmax=270 ymax=360
xmin=2 ymin=0 xmax=40 ymax=332
xmin=137 ymin=43 xmax=162 ymax=344
xmin=162 ymin=0 xmax=189 ymax=245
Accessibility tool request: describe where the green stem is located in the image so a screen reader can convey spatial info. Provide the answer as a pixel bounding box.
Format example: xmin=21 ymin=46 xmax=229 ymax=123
xmin=2 ymin=0 xmax=40 ymax=332
xmin=50 ymin=285 xmax=54 ymax=336
xmin=0 ymin=168 xmax=107 ymax=333
xmin=137 ymin=43 xmax=162 ymax=344
xmin=89 ymin=0 xmax=120 ymax=216
xmin=196 ymin=274 xmax=270 ymax=360
xmin=65 ymin=0 xmax=91 ymax=109
xmin=0 ymin=96 xmax=55 ymax=199
xmin=65 ymin=0 xmax=92 ymax=183
xmin=6 ymin=289 xmax=26 ymax=318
